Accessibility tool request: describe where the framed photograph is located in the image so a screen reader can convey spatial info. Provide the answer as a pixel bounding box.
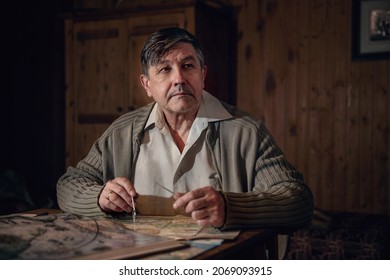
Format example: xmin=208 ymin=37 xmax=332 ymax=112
xmin=352 ymin=0 xmax=390 ymax=60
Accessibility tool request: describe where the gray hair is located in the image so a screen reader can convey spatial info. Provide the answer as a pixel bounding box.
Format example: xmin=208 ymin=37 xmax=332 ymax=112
xmin=141 ymin=27 xmax=205 ymax=76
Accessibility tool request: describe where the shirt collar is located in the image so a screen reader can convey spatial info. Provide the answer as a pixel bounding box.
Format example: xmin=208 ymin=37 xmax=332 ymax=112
xmin=144 ymin=90 xmax=232 ymax=130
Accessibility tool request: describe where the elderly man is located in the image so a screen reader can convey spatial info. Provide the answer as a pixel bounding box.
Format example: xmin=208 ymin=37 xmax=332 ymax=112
xmin=57 ymin=27 xmax=313 ymax=230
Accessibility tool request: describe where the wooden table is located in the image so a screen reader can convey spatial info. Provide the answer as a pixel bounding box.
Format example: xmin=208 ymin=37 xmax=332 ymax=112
xmin=193 ymin=229 xmax=278 ymax=260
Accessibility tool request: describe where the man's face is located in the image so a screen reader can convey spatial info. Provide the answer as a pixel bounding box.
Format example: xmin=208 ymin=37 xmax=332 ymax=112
xmin=140 ymin=42 xmax=207 ymax=116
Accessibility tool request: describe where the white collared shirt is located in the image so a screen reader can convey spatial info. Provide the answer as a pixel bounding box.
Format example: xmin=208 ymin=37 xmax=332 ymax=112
xmin=133 ymin=91 xmax=232 ymax=197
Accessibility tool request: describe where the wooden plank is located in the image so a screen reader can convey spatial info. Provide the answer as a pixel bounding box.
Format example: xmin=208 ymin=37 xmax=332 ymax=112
xmin=358 ymin=61 xmax=374 ymax=213
xmin=320 ymin=0 xmax=336 ymax=211
xmin=296 ymin=0 xmax=311 ymax=188
xmin=371 ymin=61 xmax=388 ymax=214
xmin=271 ymin=0 xmax=287 ymax=149
xmin=283 ymin=0 xmax=299 ymax=165
xmin=263 ymin=0 xmax=285 ymax=147
xmin=76 ymin=28 xmax=119 ymax=41
xmin=255 ymin=1 xmax=266 ymax=121
xmin=74 ymin=19 xmax=127 ymax=115
xmin=330 ymin=0 xmax=349 ymax=211
xmin=233 ymin=0 xmax=248 ymax=112
xmin=235 ymin=0 xmax=265 ymax=120
xmin=260 ymin=0 xmax=275 ymax=132
xmin=308 ymin=0 xmax=325 ymax=209
xmin=346 ymin=63 xmax=360 ymax=212
xmin=346 ymin=27 xmax=361 ymax=214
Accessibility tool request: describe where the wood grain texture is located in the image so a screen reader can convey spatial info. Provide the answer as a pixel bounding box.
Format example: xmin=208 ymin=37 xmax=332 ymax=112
xmin=233 ymin=0 xmax=390 ymax=215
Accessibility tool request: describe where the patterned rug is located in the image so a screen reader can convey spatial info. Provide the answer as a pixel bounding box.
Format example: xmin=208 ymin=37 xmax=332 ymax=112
xmin=285 ymin=209 xmax=390 ymax=260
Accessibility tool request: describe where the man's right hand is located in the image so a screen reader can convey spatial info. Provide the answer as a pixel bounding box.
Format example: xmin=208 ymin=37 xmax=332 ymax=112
xmin=98 ymin=177 xmax=137 ymax=213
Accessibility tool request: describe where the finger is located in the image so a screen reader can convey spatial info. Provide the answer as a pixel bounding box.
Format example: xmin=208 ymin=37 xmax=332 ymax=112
xmin=180 ymin=187 xmax=226 ymax=227
xmin=99 ymin=179 xmax=136 ymax=213
xmin=104 ymin=190 xmax=133 ymax=213
xmin=105 ymin=196 xmax=129 ymax=212
xmin=184 ymin=197 xmax=208 ymax=214
xmin=191 ymin=208 xmax=209 ymax=221
xmin=194 ymin=210 xmax=225 ymax=228
xmin=109 ymin=180 xmax=133 ymax=206
xmin=173 ymin=192 xmax=185 ymax=200
xmin=173 ymin=188 xmax=205 ymax=209
xmin=111 ymin=177 xmax=137 ymax=200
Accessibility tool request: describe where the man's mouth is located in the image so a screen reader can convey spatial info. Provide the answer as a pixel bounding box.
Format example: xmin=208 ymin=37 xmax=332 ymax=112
xmin=169 ymin=92 xmax=193 ymax=98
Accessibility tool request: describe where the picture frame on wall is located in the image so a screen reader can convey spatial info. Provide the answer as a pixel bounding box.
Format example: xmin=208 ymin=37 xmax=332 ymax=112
xmin=352 ymin=0 xmax=390 ymax=60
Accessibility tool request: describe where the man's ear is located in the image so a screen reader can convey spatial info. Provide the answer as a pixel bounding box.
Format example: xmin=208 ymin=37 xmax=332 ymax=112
xmin=140 ymin=74 xmax=152 ymax=97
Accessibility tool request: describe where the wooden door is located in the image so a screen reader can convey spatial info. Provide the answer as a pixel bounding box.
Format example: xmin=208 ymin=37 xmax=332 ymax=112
xmin=65 ymin=18 xmax=128 ymax=167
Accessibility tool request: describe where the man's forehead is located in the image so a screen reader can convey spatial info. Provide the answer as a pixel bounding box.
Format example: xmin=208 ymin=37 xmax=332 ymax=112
xmin=158 ymin=54 xmax=196 ymax=65
xmin=157 ymin=43 xmax=197 ymax=63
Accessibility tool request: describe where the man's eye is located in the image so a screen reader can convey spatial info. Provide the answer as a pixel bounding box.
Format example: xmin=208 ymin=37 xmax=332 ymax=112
xmin=183 ymin=64 xmax=194 ymax=69
xmin=159 ymin=67 xmax=171 ymax=73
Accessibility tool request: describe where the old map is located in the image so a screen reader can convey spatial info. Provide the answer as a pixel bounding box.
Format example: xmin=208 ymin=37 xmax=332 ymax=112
xmin=0 ymin=212 xmax=239 ymax=259
xmin=115 ymin=214 xmax=240 ymax=240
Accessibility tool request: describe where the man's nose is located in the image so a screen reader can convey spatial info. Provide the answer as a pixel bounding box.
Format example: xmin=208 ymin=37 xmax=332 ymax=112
xmin=173 ymin=69 xmax=186 ymax=86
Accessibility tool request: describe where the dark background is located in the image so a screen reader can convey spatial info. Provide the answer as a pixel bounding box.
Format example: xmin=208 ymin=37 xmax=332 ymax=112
xmin=2 ymin=0 xmax=72 ymax=213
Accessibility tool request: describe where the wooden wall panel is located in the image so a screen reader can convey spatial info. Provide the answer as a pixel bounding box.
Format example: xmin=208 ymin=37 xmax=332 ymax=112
xmin=234 ymin=0 xmax=264 ymax=119
xmin=372 ymin=61 xmax=388 ymax=213
xmin=307 ymin=0 xmax=325 ymax=211
xmin=296 ymin=0 xmax=310 ymax=189
xmin=331 ymin=0 xmax=349 ymax=212
xmin=358 ymin=61 xmax=374 ymax=212
xmin=346 ymin=61 xmax=360 ymax=212
xmin=284 ymin=0 xmax=299 ymax=166
xmin=233 ymin=0 xmax=390 ymax=215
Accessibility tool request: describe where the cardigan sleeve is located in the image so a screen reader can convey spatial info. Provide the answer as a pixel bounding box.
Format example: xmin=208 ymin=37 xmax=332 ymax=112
xmin=56 ymin=140 xmax=107 ymax=217
xmin=56 ymin=105 xmax=150 ymax=217
xmin=218 ymin=122 xmax=314 ymax=231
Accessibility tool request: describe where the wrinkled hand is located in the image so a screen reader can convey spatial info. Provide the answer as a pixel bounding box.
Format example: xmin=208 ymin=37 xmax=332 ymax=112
xmin=173 ymin=186 xmax=225 ymax=227
xmin=99 ymin=177 xmax=137 ymax=213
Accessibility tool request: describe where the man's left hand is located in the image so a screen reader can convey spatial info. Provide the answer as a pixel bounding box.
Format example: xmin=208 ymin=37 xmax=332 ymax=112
xmin=173 ymin=186 xmax=225 ymax=227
